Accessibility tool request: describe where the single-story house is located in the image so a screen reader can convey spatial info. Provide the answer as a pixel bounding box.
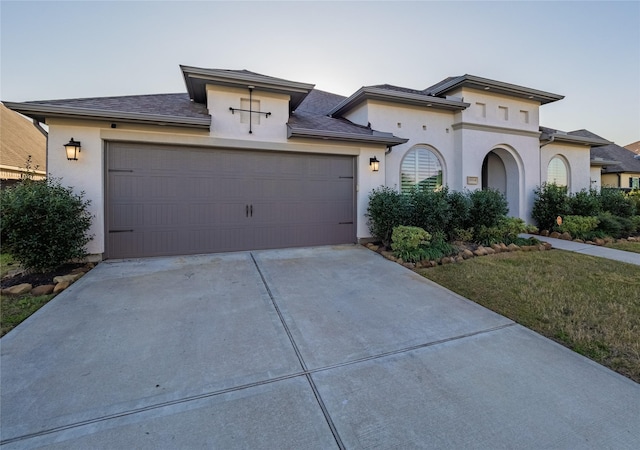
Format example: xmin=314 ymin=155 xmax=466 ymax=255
xmin=576 ymin=130 xmax=640 ymax=190
xmin=0 ymin=103 xmax=47 ymax=187
xmin=3 ymin=66 xmax=611 ymax=260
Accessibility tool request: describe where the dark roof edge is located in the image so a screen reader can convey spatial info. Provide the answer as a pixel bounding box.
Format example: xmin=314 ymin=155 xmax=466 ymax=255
xmin=329 ymin=87 xmax=469 ymax=117
xmin=287 ymin=125 xmax=409 ymax=146
xmin=590 ymin=158 xmax=620 ymax=166
xmin=2 ymin=102 xmax=211 ymax=129
xmin=428 ymin=75 xmax=564 ymax=105
xmin=541 ymin=132 xmax=612 ymax=147
xmin=180 ymin=65 xmax=315 ymax=92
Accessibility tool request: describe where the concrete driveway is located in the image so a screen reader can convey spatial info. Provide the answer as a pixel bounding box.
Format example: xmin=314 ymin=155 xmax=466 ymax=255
xmin=1 ymin=245 xmax=638 ymax=449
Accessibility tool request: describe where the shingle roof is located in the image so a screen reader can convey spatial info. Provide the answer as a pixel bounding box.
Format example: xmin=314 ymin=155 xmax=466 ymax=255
xmin=367 ymin=84 xmax=426 ymax=95
xmin=571 ymin=129 xmax=640 ymax=173
xmin=20 ymin=93 xmax=209 ymax=120
xmin=0 ymin=103 xmax=46 ymax=173
xmin=296 ymin=89 xmax=346 ymax=115
xmin=289 ymin=89 xmax=408 ymax=145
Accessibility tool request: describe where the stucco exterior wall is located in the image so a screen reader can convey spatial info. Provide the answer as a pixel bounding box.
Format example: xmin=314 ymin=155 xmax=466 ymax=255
xmin=452 ymin=88 xmax=540 ymax=133
xmin=206 ymin=85 xmax=290 ymax=141
xmin=345 ymin=101 xmax=456 ymax=191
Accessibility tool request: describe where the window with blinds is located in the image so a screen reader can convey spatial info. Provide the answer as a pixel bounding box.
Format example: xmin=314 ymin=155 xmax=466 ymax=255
xmin=547 ymin=156 xmax=568 ymax=187
xmin=401 ymin=147 xmax=443 ymax=193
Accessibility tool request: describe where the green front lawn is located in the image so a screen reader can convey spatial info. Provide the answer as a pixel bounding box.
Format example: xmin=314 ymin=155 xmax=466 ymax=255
xmin=419 ymin=250 xmax=640 ymax=383
xmin=604 ymin=240 xmax=640 ymax=254
xmin=1 ymin=293 xmax=55 ymax=337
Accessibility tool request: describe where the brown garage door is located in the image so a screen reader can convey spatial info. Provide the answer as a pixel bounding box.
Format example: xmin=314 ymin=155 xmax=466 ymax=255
xmin=105 ymin=142 xmax=356 ymax=259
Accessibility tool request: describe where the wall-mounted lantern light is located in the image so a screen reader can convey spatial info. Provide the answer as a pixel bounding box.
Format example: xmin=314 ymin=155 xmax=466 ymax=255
xmin=369 ymin=156 xmax=379 ymax=172
xmin=64 ymin=138 xmax=81 ymax=161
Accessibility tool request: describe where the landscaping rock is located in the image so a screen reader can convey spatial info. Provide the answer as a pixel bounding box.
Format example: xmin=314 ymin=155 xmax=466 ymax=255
xmin=507 ymin=243 xmax=521 ymax=251
xmin=544 ymin=242 xmax=553 ymax=250
xmin=454 ymin=256 xmax=465 ymax=263
xmin=594 ymin=238 xmax=605 ymax=246
xmin=31 ymin=284 xmax=55 ymax=296
xmin=53 ymin=273 xmax=82 ymax=284
xmin=573 ymin=239 xmax=584 ymax=243
xmin=441 ymin=257 xmax=452 ymax=265
xmin=53 ymin=281 xmax=70 ymax=294
xmin=560 ymin=232 xmax=572 ymax=240
xmin=540 ymin=230 xmax=550 ymax=237
xmin=2 ymin=283 xmax=33 ymax=296
xmin=586 ymin=240 xmax=595 ymax=245
xmin=485 ymin=247 xmax=496 ymax=255
xmin=369 ymin=245 xmax=379 ymax=252
xmin=461 ymin=249 xmax=474 ymax=259
xmin=381 ymin=251 xmax=394 ymax=259
xmin=499 ymin=243 xmax=508 ymax=251
xmin=550 ymin=231 xmax=561 ymax=238
xmin=403 ymin=262 xmax=415 ymax=269
xmin=491 ymin=244 xmax=502 ymax=253
xmin=474 ymin=246 xmax=488 ymax=257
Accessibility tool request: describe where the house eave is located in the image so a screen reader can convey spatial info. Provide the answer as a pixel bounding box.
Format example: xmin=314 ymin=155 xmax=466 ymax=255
xmin=590 ymin=159 xmax=619 ymax=167
xmin=550 ymin=134 xmax=612 ymax=147
xmin=287 ymin=125 xmax=408 ymax=146
xmin=2 ymin=102 xmax=211 ymax=129
xmin=429 ymin=75 xmax=564 ymax=105
xmin=181 ymin=65 xmax=315 ymax=110
xmin=328 ymin=87 xmax=469 ymax=117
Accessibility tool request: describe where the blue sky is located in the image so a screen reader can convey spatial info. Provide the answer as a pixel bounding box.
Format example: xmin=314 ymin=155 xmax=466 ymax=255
xmin=2 ymin=0 xmax=638 ymax=145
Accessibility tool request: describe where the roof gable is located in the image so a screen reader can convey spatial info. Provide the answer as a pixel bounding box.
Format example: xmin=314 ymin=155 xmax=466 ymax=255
xmin=571 ymin=129 xmax=640 ymax=173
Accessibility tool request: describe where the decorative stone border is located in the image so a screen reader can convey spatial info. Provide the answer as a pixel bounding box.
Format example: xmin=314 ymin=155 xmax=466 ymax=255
xmin=364 ymin=241 xmax=553 ymax=270
xmin=1 ymin=263 xmax=95 ymax=297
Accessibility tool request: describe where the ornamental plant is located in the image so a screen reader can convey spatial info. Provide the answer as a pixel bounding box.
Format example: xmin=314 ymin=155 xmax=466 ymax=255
xmin=0 ymin=177 xmax=93 ymax=272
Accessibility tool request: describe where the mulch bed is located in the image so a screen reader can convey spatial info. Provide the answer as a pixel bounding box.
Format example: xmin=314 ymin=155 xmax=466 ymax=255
xmin=1 ymin=263 xmax=86 ymax=289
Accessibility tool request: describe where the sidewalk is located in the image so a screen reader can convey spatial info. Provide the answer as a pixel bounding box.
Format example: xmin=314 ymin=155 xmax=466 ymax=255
xmin=521 ymin=234 xmax=640 ymax=266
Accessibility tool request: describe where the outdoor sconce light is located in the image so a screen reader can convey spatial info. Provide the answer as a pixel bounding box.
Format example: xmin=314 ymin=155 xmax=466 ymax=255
xmin=64 ymin=138 xmax=81 ymax=161
xmin=369 ymin=156 xmax=380 ymax=172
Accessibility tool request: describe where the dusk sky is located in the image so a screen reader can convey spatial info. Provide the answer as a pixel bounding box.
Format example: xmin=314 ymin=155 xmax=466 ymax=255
xmin=2 ymin=1 xmax=638 ymax=145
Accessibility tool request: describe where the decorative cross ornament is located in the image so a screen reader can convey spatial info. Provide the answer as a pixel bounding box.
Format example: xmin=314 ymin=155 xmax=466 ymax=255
xmin=229 ymin=86 xmax=272 ymax=134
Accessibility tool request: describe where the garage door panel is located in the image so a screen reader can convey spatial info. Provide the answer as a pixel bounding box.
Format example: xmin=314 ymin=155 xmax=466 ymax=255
xmin=107 ymin=143 xmax=355 ymax=258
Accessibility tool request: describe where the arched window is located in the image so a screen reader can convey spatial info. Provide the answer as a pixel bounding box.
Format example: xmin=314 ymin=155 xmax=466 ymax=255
xmin=400 ymin=147 xmax=443 ymax=193
xmin=547 ymin=156 xmax=568 ymax=187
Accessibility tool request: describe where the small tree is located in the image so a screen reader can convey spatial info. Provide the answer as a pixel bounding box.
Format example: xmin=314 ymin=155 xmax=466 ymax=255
xmin=1 ymin=177 xmax=93 ymax=272
xmin=366 ymin=186 xmax=411 ymax=247
xmin=532 ymin=183 xmax=569 ymax=231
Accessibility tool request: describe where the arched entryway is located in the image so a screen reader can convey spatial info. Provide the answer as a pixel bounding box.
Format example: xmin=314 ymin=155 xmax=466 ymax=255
xmin=481 ymin=148 xmax=521 ymax=217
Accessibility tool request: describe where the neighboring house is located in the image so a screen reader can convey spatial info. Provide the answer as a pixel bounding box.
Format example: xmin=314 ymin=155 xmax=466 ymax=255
xmin=0 ymin=103 xmax=46 ymax=187
xmin=3 ymin=66 xmax=610 ymax=260
xmin=574 ymin=130 xmax=640 ymax=190
xmin=624 ymin=141 xmax=640 ymax=155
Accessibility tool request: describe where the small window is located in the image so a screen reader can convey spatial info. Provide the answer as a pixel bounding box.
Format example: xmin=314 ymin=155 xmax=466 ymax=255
xmin=631 ymin=177 xmax=639 ymax=189
xmin=547 ymin=156 xmax=568 ymax=187
xmin=400 ymin=147 xmax=443 ymax=193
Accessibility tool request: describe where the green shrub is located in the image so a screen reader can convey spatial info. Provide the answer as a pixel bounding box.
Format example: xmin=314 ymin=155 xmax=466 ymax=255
xmin=0 ymin=178 xmax=93 ymax=272
xmin=557 ymin=215 xmax=599 ymax=240
xmin=422 ymin=231 xmax=458 ymax=261
xmin=627 ymin=190 xmax=640 ymax=215
xmin=600 ymin=188 xmax=636 ymax=218
xmin=408 ymin=187 xmax=451 ymax=234
xmin=568 ymin=189 xmax=601 ymax=217
xmin=466 ymin=188 xmax=508 ymax=229
xmin=532 ymin=183 xmax=569 ymax=231
xmin=474 ymin=217 xmax=527 ymax=246
xmin=451 ymin=227 xmax=474 ymax=242
xmin=366 ymin=186 xmax=411 ymax=246
xmin=391 ymin=225 xmax=432 ymax=262
xmin=630 ymin=216 xmax=640 ymax=235
xmin=446 ymin=190 xmax=471 ymax=238
xmin=596 ymin=212 xmax=625 ymax=238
